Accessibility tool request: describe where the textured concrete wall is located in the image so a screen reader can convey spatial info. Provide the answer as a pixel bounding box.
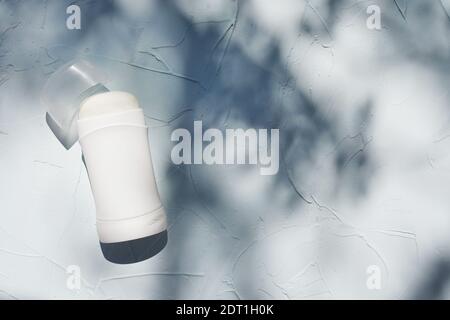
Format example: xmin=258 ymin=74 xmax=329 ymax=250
xmin=1 ymin=0 xmax=450 ymax=299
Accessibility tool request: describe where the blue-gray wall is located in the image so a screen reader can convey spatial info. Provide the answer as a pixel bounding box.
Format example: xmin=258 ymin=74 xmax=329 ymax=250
xmin=0 ymin=0 xmax=449 ymax=299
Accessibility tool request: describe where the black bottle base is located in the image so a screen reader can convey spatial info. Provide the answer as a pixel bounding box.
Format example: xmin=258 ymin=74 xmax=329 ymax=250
xmin=100 ymin=230 xmax=168 ymax=264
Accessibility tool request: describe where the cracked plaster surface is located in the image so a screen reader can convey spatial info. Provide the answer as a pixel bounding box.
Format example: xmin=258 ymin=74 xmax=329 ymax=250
xmin=1 ymin=0 xmax=450 ymax=299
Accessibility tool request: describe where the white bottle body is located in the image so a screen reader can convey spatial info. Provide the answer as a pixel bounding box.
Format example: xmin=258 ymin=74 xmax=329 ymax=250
xmin=77 ymin=91 xmax=167 ymax=244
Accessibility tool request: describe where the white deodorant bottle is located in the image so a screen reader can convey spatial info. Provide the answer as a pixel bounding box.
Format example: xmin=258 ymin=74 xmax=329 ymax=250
xmin=43 ymin=61 xmax=168 ymax=264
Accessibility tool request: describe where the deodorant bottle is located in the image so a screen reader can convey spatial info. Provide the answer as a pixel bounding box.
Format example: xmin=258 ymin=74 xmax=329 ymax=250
xmin=77 ymin=91 xmax=167 ymax=263
xmin=43 ymin=61 xmax=168 ymax=264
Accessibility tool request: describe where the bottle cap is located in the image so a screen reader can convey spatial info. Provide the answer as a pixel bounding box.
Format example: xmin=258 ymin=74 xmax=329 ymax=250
xmin=41 ymin=60 xmax=109 ymax=149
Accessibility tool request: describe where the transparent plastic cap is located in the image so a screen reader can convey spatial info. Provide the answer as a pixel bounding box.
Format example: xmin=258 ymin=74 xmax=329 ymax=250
xmin=42 ymin=60 xmax=109 ymax=149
